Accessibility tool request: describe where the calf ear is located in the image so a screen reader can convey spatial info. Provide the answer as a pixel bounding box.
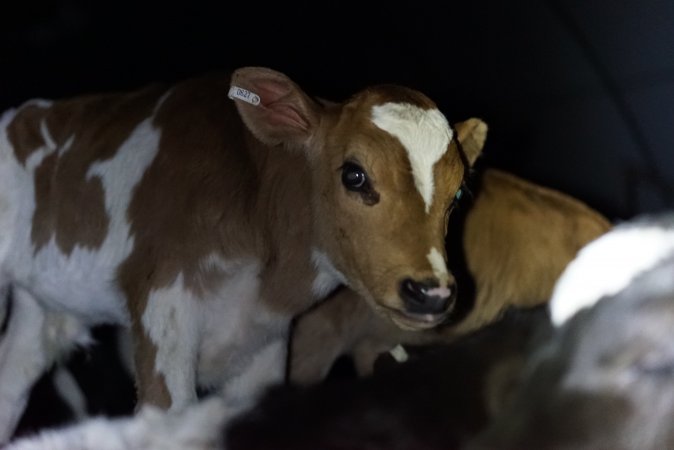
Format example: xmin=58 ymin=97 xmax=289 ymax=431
xmin=230 ymin=67 xmax=322 ymax=149
xmin=454 ymin=118 xmax=488 ymax=166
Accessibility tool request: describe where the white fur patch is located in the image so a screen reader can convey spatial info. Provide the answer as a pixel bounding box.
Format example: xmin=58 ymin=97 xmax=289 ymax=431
xmin=427 ymin=247 xmax=450 ymax=285
xmin=193 ymin=257 xmax=289 ymax=414
xmin=550 ymin=226 xmax=674 ymax=326
xmin=0 ymin=110 xmax=17 ymax=268
xmin=143 ymin=273 xmax=200 ymax=411
xmin=24 ymin=145 xmax=55 ymax=173
xmin=145 ymin=255 xmax=289 ymax=412
xmin=57 ymin=136 xmax=75 ymax=158
xmin=0 ymin=289 xmax=49 ymax=442
xmin=195 ymin=258 xmax=267 ymax=387
xmin=87 ymin=117 xmax=161 ymax=263
xmin=5 ymin=396 xmax=227 ymax=450
xmin=311 ymin=249 xmax=347 ymax=298
xmin=22 ymin=99 xmax=53 ymax=109
xmin=371 ymin=103 xmax=452 ymax=213
xmin=20 ymin=117 xmax=162 ymax=324
xmin=39 ymin=119 xmax=57 ymax=151
xmin=24 ymin=119 xmax=59 ymax=172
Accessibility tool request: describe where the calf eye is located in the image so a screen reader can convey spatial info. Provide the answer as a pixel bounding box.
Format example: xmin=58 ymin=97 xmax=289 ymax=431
xmin=341 ymin=162 xmax=368 ymax=191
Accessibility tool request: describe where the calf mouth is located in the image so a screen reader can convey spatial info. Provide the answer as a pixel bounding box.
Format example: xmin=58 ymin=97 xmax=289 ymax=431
xmin=385 ymin=306 xmax=450 ymax=331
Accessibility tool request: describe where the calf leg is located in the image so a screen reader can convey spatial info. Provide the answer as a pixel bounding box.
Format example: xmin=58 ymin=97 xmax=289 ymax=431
xmin=220 ymin=339 xmax=287 ymax=421
xmin=352 ymin=339 xmax=393 ymax=377
xmin=0 ymin=288 xmax=54 ymax=442
xmin=133 ymin=285 xmax=199 ymax=412
xmin=52 ymin=366 xmax=90 ymax=421
xmin=131 ymin=327 xmax=173 ymax=411
xmin=289 ymin=289 xmax=372 ymax=386
xmin=290 ymin=318 xmax=350 ymax=385
xmin=0 ymin=288 xmax=49 ymax=442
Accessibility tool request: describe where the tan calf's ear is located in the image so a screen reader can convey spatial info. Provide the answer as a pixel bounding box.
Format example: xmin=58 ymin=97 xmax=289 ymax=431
xmin=454 ymin=118 xmax=488 ymax=166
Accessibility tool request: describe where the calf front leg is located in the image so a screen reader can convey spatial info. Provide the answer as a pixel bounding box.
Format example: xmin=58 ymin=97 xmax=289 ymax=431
xmin=219 ymin=338 xmax=287 ymax=422
xmin=290 ymin=317 xmax=350 ymax=385
xmin=131 ymin=325 xmax=172 ymax=410
xmin=289 ymin=289 xmax=373 ymax=385
xmin=132 ymin=282 xmax=199 ymax=412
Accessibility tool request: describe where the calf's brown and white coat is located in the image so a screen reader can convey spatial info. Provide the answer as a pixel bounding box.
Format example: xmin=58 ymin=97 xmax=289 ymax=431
xmin=0 ymin=67 xmax=485 ymax=442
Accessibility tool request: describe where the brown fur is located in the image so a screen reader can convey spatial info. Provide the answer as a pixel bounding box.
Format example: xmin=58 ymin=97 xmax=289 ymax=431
xmin=289 ymin=169 xmax=612 ymax=384
xmin=456 ymin=169 xmax=612 ymax=333
xmin=307 ymin=96 xmax=483 ymax=329
xmin=7 ymin=104 xmax=51 ymax=165
xmin=8 ymin=87 xmax=165 ymax=255
xmin=131 ymin=327 xmax=172 ymax=410
xmin=229 ymin=67 xmax=485 ymax=332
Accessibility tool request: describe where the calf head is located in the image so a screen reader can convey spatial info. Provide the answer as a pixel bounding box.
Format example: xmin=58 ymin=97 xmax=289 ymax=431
xmin=230 ymin=67 xmax=486 ymax=330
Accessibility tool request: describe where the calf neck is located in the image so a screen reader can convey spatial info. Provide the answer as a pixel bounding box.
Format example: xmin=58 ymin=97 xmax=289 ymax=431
xmin=0 ymin=67 xmax=485 ymax=441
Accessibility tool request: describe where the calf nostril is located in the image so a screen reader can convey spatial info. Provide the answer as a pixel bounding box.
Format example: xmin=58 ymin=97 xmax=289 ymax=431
xmin=402 ymin=278 xmax=421 ymax=297
xmin=399 ymin=278 xmax=453 ymax=315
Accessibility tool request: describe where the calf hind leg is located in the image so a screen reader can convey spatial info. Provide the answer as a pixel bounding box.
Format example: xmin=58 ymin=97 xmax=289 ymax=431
xmin=0 ymin=287 xmax=88 ymax=443
xmin=0 ymin=288 xmax=51 ymax=443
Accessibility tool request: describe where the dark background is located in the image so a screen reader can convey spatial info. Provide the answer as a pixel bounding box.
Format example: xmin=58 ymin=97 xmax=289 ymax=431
xmin=2 ymin=0 xmax=673 ymax=219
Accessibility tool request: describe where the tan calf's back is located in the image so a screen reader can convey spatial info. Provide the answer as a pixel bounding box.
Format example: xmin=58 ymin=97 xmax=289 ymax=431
xmin=456 ymin=169 xmax=612 ymax=333
xmin=290 ymin=168 xmax=612 ymax=384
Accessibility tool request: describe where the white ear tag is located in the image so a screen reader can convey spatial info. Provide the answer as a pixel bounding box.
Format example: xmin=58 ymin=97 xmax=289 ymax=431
xmin=228 ymin=86 xmax=261 ymax=106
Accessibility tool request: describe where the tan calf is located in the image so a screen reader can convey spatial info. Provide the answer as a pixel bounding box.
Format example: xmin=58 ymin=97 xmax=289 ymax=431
xmin=290 ymin=168 xmax=612 ymax=384
xmin=0 ymin=67 xmax=486 ymax=442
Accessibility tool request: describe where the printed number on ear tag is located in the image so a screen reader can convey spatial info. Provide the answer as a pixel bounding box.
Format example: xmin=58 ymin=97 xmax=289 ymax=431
xmin=228 ymin=86 xmax=261 ymax=106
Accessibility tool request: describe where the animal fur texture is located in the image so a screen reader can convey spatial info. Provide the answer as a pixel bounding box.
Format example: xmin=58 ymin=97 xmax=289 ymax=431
xmin=469 ymin=213 xmax=674 ymax=450
xmin=289 ymin=168 xmax=612 ymax=384
xmin=0 ymin=67 xmax=486 ymax=443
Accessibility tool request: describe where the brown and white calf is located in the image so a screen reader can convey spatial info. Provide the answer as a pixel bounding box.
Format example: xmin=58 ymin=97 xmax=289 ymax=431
xmin=289 ymin=169 xmax=612 ymax=384
xmin=0 ymin=67 xmax=486 ymax=441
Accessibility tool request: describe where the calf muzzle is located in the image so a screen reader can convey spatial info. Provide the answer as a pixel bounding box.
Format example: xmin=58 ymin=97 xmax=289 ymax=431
xmin=400 ymin=278 xmax=455 ymax=316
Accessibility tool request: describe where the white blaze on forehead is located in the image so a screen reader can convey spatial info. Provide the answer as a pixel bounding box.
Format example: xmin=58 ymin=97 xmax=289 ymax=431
xmin=371 ymin=102 xmax=453 ymax=213
xmin=427 ymin=247 xmax=450 ymax=285
xmin=550 ymin=226 xmax=674 ymax=326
